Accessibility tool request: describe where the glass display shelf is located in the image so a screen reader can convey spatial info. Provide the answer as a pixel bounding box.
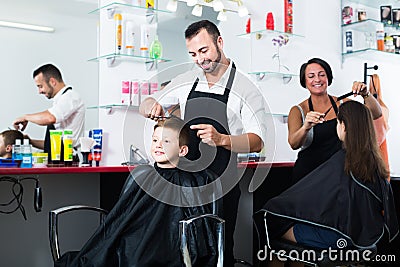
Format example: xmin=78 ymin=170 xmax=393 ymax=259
xmin=249 ymin=70 xmax=298 ymax=83
xmin=87 ymin=104 xmax=139 ymax=111
xmin=237 ymin=29 xmax=305 ymax=39
xmin=89 ymin=53 xmax=171 ymax=63
xmin=342 ymin=48 xmax=400 ymax=58
xmin=342 ymin=19 xmax=383 ymax=32
xmin=344 ymin=0 xmax=400 ymax=9
xmin=89 ymin=2 xmax=172 ymax=16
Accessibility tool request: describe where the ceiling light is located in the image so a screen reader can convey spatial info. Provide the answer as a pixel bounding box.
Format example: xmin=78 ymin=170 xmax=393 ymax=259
xmin=192 ymin=4 xmax=203 ymax=17
xmin=213 ymin=0 xmax=224 ymax=12
xmin=237 ymin=1 xmax=249 ymax=17
xmin=187 ymin=0 xmax=198 ymax=7
xmin=166 ymin=0 xmax=178 ymax=12
xmin=217 ymin=10 xmax=227 ymax=21
xmin=0 ymin=20 xmax=54 ymax=33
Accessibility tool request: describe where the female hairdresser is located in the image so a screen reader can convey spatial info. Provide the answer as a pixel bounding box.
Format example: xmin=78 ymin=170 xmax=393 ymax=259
xmin=288 ymin=58 xmax=382 ymax=183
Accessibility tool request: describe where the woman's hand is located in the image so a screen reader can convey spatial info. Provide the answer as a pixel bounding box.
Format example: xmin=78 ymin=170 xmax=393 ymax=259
xmin=352 ymin=81 xmax=369 ymax=97
xmin=304 ymin=111 xmax=325 ymax=130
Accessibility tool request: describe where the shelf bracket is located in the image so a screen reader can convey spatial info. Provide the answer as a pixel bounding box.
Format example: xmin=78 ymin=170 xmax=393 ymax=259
xmin=107 ymin=8 xmax=116 ymax=19
xmin=255 ymin=73 xmax=265 ymax=81
xmin=145 ymin=60 xmax=156 ymax=71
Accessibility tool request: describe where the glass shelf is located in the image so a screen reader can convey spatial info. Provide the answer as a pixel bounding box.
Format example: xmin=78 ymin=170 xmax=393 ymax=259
xmin=342 ymin=19 xmax=383 ymax=31
xmin=342 ymin=48 xmax=400 ymax=58
xmin=89 ymin=53 xmax=171 ymax=63
xmin=89 ymin=2 xmax=172 ymax=16
xmin=87 ymin=104 xmax=139 ymax=110
xmin=237 ymin=29 xmax=305 ymax=39
xmin=345 ymin=0 xmax=400 ymax=9
xmin=88 ymin=53 xmax=171 ymax=66
xmin=249 ymin=71 xmax=298 ymax=83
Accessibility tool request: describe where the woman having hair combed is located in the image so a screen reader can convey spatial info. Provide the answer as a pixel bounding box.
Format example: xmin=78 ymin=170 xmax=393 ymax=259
xmin=255 ymin=101 xmax=398 ymax=265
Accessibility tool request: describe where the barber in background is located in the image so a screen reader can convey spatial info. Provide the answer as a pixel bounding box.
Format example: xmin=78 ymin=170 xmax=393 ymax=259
xmin=13 ymin=64 xmax=85 ymax=159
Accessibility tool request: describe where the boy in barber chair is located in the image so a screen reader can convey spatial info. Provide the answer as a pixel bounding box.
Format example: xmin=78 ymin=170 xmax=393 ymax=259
xmin=54 ymin=116 xmax=220 ymax=267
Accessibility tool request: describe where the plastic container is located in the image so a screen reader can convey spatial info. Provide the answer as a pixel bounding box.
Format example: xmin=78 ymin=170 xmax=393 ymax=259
xmin=114 ymin=13 xmax=123 ymax=54
xmin=63 ymin=130 xmax=74 ymax=164
xmin=376 ymin=24 xmax=385 ymax=51
xmin=20 ymin=139 xmax=32 ymax=168
xmin=125 ymin=21 xmax=135 ymax=55
xmin=32 ymin=153 xmax=48 ymax=167
xmin=150 ymin=35 xmax=162 ymax=59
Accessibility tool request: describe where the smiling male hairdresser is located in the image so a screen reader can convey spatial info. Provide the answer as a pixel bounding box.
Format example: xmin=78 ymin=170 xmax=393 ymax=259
xmin=13 ymin=64 xmax=85 ymax=160
xmin=140 ymin=20 xmax=267 ymax=265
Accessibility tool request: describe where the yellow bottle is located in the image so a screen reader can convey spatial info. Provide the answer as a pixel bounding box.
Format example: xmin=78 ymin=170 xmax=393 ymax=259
xmin=146 ymin=0 xmax=154 ymax=8
xmin=114 ymin=13 xmax=123 ymax=54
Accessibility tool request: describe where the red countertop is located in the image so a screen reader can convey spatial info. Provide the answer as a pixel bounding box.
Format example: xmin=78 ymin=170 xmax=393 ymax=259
xmin=0 ymin=166 xmax=133 ymax=175
xmin=0 ymin=162 xmax=295 ymax=175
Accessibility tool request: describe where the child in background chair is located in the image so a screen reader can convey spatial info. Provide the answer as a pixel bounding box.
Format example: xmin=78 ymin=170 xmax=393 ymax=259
xmin=0 ymin=130 xmax=24 ymax=158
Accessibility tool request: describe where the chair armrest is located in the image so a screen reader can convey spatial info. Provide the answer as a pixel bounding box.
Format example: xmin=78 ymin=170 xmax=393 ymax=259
xmin=49 ymin=205 xmax=108 ymax=262
xmin=179 ymin=214 xmax=225 ymax=267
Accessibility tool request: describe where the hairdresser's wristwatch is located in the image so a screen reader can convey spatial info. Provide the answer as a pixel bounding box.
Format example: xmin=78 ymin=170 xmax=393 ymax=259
xmin=362 ymin=91 xmax=370 ymax=99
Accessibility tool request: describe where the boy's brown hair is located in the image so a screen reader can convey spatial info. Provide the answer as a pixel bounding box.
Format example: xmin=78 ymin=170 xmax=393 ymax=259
xmin=153 ymin=116 xmax=190 ymax=146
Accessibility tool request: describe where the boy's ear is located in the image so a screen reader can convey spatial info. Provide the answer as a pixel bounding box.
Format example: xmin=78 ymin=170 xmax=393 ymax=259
xmin=5 ymin=144 xmax=12 ymax=153
xmin=179 ymin=145 xmax=188 ymax=157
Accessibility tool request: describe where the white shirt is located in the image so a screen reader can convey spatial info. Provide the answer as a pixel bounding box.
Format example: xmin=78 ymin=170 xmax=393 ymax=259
xmin=154 ymin=61 xmax=268 ymax=145
xmin=48 ymin=86 xmax=85 ymax=147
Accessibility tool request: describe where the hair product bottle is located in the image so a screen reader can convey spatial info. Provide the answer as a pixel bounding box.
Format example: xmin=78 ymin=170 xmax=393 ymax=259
xmin=376 ymin=24 xmax=385 ymax=51
xmin=284 ymin=0 xmax=293 ymax=33
xmin=140 ymin=24 xmax=149 ymax=57
xmin=114 ymin=13 xmax=123 ymax=54
xmin=125 ymin=21 xmax=135 ymax=55
xmin=149 ymin=35 xmax=162 ymax=59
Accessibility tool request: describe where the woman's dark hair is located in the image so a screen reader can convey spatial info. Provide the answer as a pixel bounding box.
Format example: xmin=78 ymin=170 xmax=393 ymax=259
xmin=154 ymin=116 xmax=190 ymax=146
xmin=185 ymin=20 xmax=220 ymax=46
xmin=299 ymin=58 xmax=333 ymax=88
xmin=337 ymin=101 xmax=388 ymax=182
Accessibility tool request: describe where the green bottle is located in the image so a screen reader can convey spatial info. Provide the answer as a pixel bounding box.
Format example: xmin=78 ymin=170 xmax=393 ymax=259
xmin=149 ymin=35 xmax=162 ymax=59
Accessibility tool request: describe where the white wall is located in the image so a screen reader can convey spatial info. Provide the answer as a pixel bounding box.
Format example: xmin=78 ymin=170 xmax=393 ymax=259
xmin=0 ymin=0 xmax=99 ymax=142
xmin=96 ymin=0 xmax=400 ymax=175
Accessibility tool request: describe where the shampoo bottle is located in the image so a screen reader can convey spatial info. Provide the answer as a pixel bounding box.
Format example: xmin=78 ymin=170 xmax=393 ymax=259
xmin=149 ymin=35 xmax=162 ymax=59
xmin=140 ymin=24 xmax=149 ymax=57
xmin=125 ymin=21 xmax=135 ymax=55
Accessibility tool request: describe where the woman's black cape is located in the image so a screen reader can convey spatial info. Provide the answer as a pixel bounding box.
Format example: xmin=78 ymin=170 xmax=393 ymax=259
xmin=255 ymin=149 xmax=399 ymax=248
xmin=55 ymin=164 xmax=220 ymax=267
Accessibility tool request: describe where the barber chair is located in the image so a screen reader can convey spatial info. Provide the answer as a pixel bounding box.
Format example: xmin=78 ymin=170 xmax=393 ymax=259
xmin=49 ymin=167 xmax=226 ymax=266
xmin=49 ymin=205 xmax=108 ymax=262
xmin=253 ymin=211 xmax=377 ymax=267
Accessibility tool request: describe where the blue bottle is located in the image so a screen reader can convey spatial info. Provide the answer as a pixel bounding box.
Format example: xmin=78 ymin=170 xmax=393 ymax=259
xmin=20 ymin=139 xmax=32 ymax=168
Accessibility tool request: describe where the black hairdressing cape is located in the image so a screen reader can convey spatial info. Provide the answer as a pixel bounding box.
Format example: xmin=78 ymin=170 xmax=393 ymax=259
xmin=55 ymin=164 xmax=220 ymax=267
xmin=255 ymin=149 xmax=399 ymax=248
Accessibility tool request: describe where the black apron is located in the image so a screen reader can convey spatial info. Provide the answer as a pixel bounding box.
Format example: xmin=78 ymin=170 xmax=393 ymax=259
xmin=292 ymin=95 xmax=342 ymax=184
xmin=44 ymin=87 xmax=72 ymax=162
xmin=184 ymin=62 xmax=240 ymax=266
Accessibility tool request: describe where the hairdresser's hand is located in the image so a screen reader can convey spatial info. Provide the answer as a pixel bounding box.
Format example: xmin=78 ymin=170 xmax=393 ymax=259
xmin=13 ymin=116 xmax=28 ymax=131
xmin=190 ymin=124 xmax=225 ymax=147
xmin=304 ymin=111 xmax=324 ymax=130
xmin=352 ymin=81 xmax=369 ymax=97
xmin=146 ymin=102 xmax=165 ymax=121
